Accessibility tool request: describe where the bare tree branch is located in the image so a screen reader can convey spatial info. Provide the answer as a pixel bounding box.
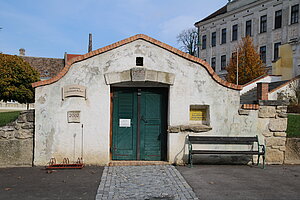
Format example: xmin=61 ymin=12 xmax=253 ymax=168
xmin=177 ymin=28 xmax=198 ymax=56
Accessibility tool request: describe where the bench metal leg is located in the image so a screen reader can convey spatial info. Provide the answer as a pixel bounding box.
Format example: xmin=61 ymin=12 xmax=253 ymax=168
xmin=189 ymin=153 xmax=193 ymax=168
xmin=262 ymin=154 xmax=265 ymax=169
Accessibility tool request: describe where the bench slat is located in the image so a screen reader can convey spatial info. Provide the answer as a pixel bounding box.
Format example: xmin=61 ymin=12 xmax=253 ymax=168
xmin=191 ymin=150 xmax=263 ymax=155
xmin=188 ymin=136 xmax=258 ymax=144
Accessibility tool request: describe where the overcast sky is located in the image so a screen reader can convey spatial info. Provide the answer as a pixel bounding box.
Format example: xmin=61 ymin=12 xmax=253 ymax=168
xmin=0 ymin=0 xmax=227 ymax=58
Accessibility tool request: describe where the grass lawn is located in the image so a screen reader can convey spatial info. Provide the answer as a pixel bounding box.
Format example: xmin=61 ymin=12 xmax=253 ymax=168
xmin=287 ymin=114 xmax=300 ymax=138
xmin=0 ymin=111 xmax=21 ymax=127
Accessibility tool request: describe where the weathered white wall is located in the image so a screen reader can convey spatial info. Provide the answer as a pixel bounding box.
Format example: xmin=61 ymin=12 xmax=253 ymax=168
xmin=34 ymin=39 xmax=242 ymax=166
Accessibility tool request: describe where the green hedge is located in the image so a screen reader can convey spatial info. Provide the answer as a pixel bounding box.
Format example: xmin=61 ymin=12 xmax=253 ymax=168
xmin=287 ymin=114 xmax=300 ymax=138
xmin=0 ymin=111 xmax=21 ymax=127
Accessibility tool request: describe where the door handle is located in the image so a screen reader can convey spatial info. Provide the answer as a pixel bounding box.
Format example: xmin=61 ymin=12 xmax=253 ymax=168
xmin=157 ymin=133 xmax=161 ymax=140
xmin=141 ymin=116 xmax=148 ymax=123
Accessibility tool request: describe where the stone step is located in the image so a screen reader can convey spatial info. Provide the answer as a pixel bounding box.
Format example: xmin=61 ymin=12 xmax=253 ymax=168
xmin=108 ymin=161 xmax=170 ymax=166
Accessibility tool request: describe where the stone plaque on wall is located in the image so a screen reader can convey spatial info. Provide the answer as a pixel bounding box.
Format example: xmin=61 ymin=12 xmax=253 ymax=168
xmin=62 ymin=85 xmax=86 ymax=100
xmin=67 ymin=111 xmax=80 ymax=123
xmin=131 ymin=68 xmax=146 ymax=81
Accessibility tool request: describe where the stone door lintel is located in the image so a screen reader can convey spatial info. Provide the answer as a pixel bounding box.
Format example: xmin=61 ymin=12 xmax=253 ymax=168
xmin=104 ymin=68 xmax=175 ymax=85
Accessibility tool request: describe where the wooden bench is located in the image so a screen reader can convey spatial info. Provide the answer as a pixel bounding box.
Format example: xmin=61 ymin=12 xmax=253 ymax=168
xmin=188 ymin=135 xmax=266 ymax=168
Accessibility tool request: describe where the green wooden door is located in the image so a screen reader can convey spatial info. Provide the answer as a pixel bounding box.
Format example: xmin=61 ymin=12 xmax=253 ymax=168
xmin=112 ymin=88 xmax=167 ymax=161
xmin=140 ymin=89 xmax=167 ymax=160
xmin=112 ymin=88 xmax=138 ymax=160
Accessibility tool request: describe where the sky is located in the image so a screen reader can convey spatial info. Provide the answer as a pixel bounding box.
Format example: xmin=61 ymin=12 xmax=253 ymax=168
xmin=0 ymin=0 xmax=228 ymax=58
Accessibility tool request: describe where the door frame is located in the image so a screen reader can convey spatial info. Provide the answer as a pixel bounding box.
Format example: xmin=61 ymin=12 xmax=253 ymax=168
xmin=110 ymin=86 xmax=169 ymax=161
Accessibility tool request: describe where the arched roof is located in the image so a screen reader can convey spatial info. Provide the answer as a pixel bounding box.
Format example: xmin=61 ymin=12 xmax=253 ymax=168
xmin=32 ymin=34 xmax=242 ymax=90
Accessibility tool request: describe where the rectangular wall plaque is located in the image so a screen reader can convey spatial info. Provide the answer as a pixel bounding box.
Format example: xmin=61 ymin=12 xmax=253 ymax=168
xmin=119 ymin=119 xmax=131 ymax=127
xmin=67 ymin=111 xmax=80 ymax=123
xmin=190 ymin=109 xmax=206 ymax=121
xmin=62 ymin=85 xmax=86 ymax=100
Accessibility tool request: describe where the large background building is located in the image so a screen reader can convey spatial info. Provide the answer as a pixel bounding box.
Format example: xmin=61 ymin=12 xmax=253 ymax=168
xmin=195 ymin=0 xmax=300 ymax=80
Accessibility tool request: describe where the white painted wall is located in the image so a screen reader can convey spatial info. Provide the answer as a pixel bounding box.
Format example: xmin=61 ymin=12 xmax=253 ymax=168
xmin=269 ymin=78 xmax=300 ymax=100
xmin=241 ymin=75 xmax=282 ymax=95
xmin=34 ymin=39 xmax=243 ymax=166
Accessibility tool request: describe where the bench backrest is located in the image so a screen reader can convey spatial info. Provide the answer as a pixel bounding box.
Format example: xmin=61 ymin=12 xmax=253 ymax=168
xmin=188 ymin=136 xmax=258 ymax=145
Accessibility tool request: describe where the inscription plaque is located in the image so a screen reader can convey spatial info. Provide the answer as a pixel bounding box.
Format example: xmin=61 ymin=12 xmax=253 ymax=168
xmin=62 ymin=85 xmax=86 ymax=100
xmin=67 ymin=111 xmax=80 ymax=123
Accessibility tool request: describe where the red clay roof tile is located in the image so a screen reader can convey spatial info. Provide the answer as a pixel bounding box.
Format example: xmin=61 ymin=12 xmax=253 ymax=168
xmin=32 ymin=34 xmax=242 ymax=90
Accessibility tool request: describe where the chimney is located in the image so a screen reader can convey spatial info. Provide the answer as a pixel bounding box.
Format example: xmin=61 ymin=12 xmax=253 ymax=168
xmin=257 ymin=82 xmax=269 ymax=100
xmin=88 ymin=33 xmax=92 ymax=53
xmin=19 ymin=48 xmax=25 ymax=56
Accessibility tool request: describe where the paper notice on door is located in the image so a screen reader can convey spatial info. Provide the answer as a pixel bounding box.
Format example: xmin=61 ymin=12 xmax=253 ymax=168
xmin=119 ymin=119 xmax=131 ymax=127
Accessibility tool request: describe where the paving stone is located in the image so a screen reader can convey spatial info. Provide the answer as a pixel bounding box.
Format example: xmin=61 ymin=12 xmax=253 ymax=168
xmin=95 ymin=165 xmax=198 ymax=200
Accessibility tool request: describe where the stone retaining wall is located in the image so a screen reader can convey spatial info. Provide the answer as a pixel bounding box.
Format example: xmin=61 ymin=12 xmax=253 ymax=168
xmin=259 ymin=106 xmax=288 ymax=164
xmin=239 ymin=105 xmax=289 ymax=164
xmin=0 ymin=110 xmax=34 ymax=167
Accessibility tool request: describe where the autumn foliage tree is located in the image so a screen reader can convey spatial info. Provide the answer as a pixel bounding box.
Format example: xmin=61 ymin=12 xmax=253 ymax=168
xmin=0 ymin=54 xmax=40 ymax=104
xmin=226 ymin=36 xmax=266 ymax=85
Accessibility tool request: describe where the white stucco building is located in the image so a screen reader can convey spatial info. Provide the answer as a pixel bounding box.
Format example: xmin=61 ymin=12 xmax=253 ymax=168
xmin=33 ymin=34 xmax=251 ymax=166
xmin=195 ymin=0 xmax=300 ymax=79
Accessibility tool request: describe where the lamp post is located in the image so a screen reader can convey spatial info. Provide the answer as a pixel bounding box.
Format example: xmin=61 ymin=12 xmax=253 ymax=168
xmin=236 ymin=48 xmax=239 ymax=85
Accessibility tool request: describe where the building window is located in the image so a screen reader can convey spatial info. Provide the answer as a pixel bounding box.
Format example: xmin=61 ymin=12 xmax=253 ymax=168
xmin=274 ymin=42 xmax=281 ymax=60
xmin=211 ymin=57 xmax=216 ymax=71
xmin=260 ymin=46 xmax=266 ymax=63
xmin=202 ymin=35 xmax=207 ymax=49
xmin=260 ymin=15 xmax=267 ymax=33
xmin=275 ymin=10 xmax=282 ymax=29
xmin=136 ymin=57 xmax=143 ymax=66
xmin=232 ymin=24 xmax=238 ymax=41
xmin=291 ymin=4 xmax=299 ymax=24
xmin=245 ymin=20 xmax=252 ymax=36
xmin=211 ymin=32 xmax=216 ymax=47
xmin=221 ymin=55 xmax=226 ymax=70
xmin=221 ymin=28 xmax=226 ymax=44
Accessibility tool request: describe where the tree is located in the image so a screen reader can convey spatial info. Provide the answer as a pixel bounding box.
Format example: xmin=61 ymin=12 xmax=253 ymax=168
xmin=0 ymin=54 xmax=40 ymax=105
xmin=177 ymin=27 xmax=198 ymax=56
xmin=226 ymin=36 xmax=266 ymax=85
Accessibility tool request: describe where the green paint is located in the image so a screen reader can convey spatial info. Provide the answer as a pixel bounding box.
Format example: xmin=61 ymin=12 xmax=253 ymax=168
xmin=112 ymin=88 xmax=138 ymax=160
xmin=112 ymin=88 xmax=167 ymax=161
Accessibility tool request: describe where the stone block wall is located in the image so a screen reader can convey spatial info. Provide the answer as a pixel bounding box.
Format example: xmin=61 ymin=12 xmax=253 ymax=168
xmin=257 ymin=106 xmax=288 ymax=164
xmin=0 ymin=110 xmax=34 ymax=167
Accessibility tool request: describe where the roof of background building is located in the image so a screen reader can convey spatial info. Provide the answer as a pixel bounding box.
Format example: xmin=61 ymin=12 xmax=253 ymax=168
xmin=20 ymin=56 xmax=65 ymax=79
xmin=195 ymin=5 xmax=227 ymax=25
xmin=66 ymin=54 xmax=82 ymax=62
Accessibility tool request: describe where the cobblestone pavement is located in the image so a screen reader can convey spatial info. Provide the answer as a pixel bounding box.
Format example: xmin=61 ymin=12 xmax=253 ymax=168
xmin=95 ymin=165 xmax=198 ymax=200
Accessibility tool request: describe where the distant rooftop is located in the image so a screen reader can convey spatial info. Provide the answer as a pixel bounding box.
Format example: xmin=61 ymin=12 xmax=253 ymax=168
xmin=195 ymin=0 xmax=260 ymax=25
xmin=195 ymin=5 xmax=227 ymax=25
xmin=21 ymin=56 xmax=65 ymax=79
